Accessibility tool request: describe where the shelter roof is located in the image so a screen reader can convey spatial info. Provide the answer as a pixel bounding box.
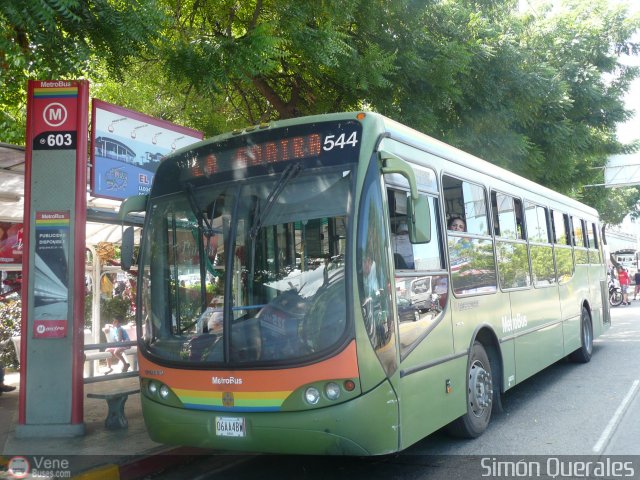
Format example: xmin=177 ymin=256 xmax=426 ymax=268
xmin=0 ymin=143 xmax=139 ymax=245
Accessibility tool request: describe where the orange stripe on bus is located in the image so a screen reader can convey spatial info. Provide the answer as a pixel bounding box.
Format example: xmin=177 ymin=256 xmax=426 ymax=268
xmin=138 ymin=340 xmax=358 ymax=391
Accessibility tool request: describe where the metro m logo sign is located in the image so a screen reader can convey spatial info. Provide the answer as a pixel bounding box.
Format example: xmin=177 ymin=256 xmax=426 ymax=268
xmin=43 ymin=103 xmax=68 ymax=127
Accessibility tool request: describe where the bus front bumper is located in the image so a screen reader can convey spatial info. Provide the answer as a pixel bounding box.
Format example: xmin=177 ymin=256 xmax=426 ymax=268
xmin=141 ymin=380 xmax=399 ymax=456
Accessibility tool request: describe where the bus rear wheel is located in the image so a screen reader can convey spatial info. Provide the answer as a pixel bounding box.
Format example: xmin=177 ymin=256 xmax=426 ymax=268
xmin=447 ymin=341 xmax=493 ymax=438
xmin=569 ymin=307 xmax=593 ymax=363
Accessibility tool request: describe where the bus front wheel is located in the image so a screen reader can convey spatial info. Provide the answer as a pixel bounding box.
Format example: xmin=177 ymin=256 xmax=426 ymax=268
xmin=447 ymin=341 xmax=493 ymax=438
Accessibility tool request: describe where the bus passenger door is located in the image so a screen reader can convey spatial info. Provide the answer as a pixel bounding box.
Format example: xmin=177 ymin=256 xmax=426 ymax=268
xmin=386 ymin=186 xmax=457 ymax=449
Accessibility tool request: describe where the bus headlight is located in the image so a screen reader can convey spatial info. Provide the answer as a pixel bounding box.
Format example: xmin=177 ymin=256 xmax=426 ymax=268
xmin=148 ymin=381 xmax=158 ymax=395
xmin=159 ymin=385 xmax=170 ymax=399
xmin=304 ymin=387 xmax=320 ymax=405
xmin=324 ymin=382 xmax=341 ymax=400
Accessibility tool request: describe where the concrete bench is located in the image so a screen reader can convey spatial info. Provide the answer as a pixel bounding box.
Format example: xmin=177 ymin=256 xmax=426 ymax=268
xmin=87 ymin=389 xmax=141 ymax=429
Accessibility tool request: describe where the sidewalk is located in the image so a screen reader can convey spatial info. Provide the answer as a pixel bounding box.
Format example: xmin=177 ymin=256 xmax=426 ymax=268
xmin=0 ymin=371 xmax=205 ymax=479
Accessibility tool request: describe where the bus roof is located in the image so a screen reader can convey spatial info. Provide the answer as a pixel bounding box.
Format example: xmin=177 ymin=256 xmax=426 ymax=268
xmin=167 ymin=111 xmax=598 ymax=219
xmin=379 ymin=114 xmax=599 ymax=218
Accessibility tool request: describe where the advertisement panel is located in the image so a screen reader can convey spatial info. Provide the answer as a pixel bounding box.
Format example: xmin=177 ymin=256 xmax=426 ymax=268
xmin=0 ymin=221 xmax=23 ymax=264
xmin=90 ymin=99 xmax=204 ymax=200
xmin=32 ymin=211 xmax=69 ymax=338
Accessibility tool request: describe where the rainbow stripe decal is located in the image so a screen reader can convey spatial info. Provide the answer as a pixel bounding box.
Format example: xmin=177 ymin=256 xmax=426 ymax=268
xmin=175 ymin=388 xmax=291 ymax=412
xmin=33 ymin=86 xmax=78 ymax=98
xmin=35 ymin=216 xmax=70 ymax=228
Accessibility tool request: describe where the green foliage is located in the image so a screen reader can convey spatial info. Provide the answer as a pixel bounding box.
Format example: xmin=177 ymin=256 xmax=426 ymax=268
xmin=0 ymin=0 xmax=165 ymax=144
xmin=127 ymin=0 xmax=640 ymax=215
xmin=581 ymin=185 xmax=640 ymax=227
xmin=84 ymin=293 xmax=93 ymax=329
xmin=0 ymin=299 xmax=21 ymax=369
xmin=2 ymin=0 xmax=640 ymax=226
xmin=100 ymin=295 xmax=133 ymax=327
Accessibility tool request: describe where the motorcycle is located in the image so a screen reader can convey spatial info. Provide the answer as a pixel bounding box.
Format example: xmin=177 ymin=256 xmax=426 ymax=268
xmin=609 ymin=275 xmax=623 ymax=307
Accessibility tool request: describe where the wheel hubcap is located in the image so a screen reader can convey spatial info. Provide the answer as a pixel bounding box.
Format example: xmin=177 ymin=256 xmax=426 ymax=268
xmin=469 ymin=361 xmax=493 ymax=417
xmin=584 ymin=317 xmax=593 ymax=354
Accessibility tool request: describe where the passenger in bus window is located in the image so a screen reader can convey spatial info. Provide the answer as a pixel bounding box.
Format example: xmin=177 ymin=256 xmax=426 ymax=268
xmin=447 ymin=216 xmax=466 ymax=232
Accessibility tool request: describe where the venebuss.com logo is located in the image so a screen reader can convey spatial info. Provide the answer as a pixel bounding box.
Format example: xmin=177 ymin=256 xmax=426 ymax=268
xmin=7 ymin=456 xmax=30 ymax=478
xmin=5 ymin=456 xmax=71 ymax=478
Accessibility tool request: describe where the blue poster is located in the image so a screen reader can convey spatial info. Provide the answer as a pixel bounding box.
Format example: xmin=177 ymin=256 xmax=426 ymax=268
xmin=91 ymin=100 xmax=204 ymax=200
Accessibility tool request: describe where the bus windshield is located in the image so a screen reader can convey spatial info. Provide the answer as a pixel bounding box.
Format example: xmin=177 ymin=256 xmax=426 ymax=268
xmin=139 ymin=165 xmax=354 ymax=366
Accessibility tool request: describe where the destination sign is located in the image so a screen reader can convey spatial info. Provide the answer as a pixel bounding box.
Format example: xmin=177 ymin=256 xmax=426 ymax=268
xmin=174 ymin=121 xmax=362 ymax=182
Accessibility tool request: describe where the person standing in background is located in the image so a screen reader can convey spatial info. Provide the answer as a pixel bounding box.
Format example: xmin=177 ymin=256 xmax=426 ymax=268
xmin=618 ymin=267 xmax=631 ymax=306
xmin=0 ymin=363 xmax=16 ymax=395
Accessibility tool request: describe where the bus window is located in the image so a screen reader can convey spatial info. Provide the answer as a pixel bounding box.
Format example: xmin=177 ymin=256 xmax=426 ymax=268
xmin=586 ymin=222 xmax=593 ymax=249
xmin=396 ymin=273 xmax=449 ymax=358
xmin=587 ymin=222 xmax=602 ymax=264
xmin=525 ymin=202 xmax=556 ymax=287
xmin=551 ymin=210 xmax=569 ymax=245
xmin=443 ymin=175 xmax=496 ymax=295
xmin=357 ymin=162 xmax=397 ymax=375
xmin=552 ymin=211 xmax=574 ymax=283
xmin=525 ymin=201 xmax=550 ymax=243
xmin=572 ymin=217 xmax=585 ymax=247
xmin=573 ymin=218 xmax=589 ymax=265
xmin=387 ymin=188 xmax=444 ymax=271
xmin=493 ymin=192 xmax=530 ymax=289
xmin=491 ymin=191 xmax=525 ymax=240
xmin=232 ymin=169 xmax=352 ymax=362
xmin=443 ymin=175 xmax=489 ymax=235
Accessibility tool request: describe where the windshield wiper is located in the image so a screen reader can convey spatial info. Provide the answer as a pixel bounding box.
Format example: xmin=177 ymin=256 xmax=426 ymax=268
xmin=185 ymin=182 xmax=217 ymax=238
xmin=250 ymin=162 xmax=302 ymax=239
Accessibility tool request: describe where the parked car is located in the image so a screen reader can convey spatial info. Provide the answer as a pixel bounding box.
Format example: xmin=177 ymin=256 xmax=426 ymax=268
xmin=397 ymin=296 xmax=420 ymax=322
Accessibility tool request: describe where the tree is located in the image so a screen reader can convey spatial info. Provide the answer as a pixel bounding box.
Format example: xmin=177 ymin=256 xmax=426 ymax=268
xmin=581 ymin=184 xmax=640 ymax=227
xmin=149 ymin=0 xmax=640 ymax=198
xmin=0 ymin=0 xmax=165 ymax=144
xmin=2 ymin=0 xmax=640 ymax=226
xmin=157 ymin=0 xmax=400 ymax=124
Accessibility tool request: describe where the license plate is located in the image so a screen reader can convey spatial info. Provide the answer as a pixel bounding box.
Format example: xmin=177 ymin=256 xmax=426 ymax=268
xmin=215 ymin=416 xmax=246 ymax=437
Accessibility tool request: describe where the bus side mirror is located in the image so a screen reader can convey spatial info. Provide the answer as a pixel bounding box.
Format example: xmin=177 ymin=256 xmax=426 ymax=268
xmin=118 ymin=194 xmax=147 ymax=272
xmin=121 ymin=226 xmax=135 ymax=272
xmin=118 ymin=194 xmax=148 ymax=220
xmin=379 ymin=150 xmax=431 ymax=244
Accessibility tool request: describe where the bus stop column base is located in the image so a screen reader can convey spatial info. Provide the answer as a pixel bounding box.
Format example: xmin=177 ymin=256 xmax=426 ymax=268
xmin=14 ymin=423 xmax=85 ymax=438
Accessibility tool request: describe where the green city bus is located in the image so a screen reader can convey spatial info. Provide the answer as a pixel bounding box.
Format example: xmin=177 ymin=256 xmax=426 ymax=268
xmin=120 ymin=111 xmax=610 ymax=455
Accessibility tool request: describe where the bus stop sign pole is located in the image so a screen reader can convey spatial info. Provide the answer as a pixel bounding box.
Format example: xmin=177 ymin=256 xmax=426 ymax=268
xmin=16 ymin=80 xmax=89 ymax=437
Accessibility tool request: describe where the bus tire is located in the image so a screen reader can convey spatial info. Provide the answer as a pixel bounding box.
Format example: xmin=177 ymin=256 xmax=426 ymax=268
xmin=569 ymin=307 xmax=593 ymax=363
xmin=447 ymin=341 xmax=493 ymax=438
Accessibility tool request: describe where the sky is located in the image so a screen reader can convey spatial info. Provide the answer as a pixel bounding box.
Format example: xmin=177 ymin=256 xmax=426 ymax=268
xmin=519 ymin=0 xmax=639 ymax=143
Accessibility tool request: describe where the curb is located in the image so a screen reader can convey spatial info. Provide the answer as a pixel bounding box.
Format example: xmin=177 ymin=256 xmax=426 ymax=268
xmin=73 ymin=447 xmax=211 ymax=480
